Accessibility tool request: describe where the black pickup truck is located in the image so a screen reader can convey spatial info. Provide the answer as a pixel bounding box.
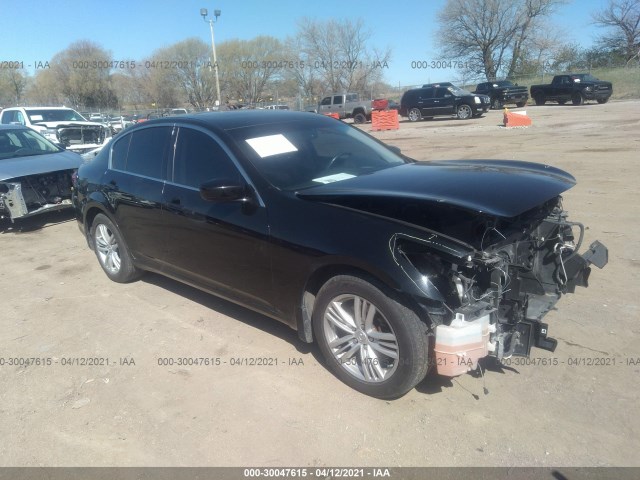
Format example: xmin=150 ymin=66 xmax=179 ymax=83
xmin=530 ymin=74 xmax=613 ymax=106
xmin=473 ymin=80 xmax=529 ymax=109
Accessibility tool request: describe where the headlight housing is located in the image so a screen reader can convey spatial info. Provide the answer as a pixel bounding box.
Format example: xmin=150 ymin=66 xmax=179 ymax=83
xmin=474 ymin=96 xmax=481 ymax=104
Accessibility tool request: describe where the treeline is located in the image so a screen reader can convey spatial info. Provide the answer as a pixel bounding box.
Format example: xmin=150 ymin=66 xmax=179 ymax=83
xmin=2 ymin=1 xmax=638 ymax=109
xmin=0 ymin=18 xmax=391 ymax=111
xmin=437 ymin=0 xmax=639 ymax=81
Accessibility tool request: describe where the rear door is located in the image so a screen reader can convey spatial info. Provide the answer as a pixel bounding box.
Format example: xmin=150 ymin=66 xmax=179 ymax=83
xmin=417 ymin=88 xmax=435 ymax=116
xmin=104 ymin=125 xmax=173 ymax=266
xmin=160 ymin=126 xmax=274 ymax=313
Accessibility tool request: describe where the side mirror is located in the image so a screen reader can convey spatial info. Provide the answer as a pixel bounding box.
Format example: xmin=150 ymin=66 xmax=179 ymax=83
xmin=199 ymin=179 xmax=251 ymax=203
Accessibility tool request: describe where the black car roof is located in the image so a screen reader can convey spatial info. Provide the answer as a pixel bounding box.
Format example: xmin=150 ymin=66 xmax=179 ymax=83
xmin=138 ymin=110 xmax=333 ymax=134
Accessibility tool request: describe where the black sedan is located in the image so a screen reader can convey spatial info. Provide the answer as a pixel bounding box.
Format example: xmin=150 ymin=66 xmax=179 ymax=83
xmin=73 ymin=111 xmax=607 ymax=398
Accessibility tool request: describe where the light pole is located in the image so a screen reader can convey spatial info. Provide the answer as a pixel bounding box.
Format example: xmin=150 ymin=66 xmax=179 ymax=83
xmin=201 ymin=8 xmax=221 ymax=109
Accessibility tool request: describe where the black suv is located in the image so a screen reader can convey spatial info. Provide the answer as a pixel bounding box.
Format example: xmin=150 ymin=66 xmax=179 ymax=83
xmin=399 ymin=83 xmax=490 ymax=121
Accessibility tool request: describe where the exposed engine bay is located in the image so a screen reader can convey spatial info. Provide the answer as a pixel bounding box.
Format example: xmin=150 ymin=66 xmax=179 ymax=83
xmin=389 ymin=195 xmax=608 ymax=376
xmin=0 ymin=170 xmax=75 ymax=221
xmin=54 ymin=124 xmax=110 ymax=153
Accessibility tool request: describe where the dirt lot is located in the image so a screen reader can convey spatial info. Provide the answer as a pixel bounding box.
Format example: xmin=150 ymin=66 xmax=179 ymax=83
xmin=1 ymin=101 xmax=639 ymax=467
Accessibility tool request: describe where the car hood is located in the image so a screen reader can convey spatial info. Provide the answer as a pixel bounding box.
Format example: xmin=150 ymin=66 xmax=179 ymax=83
xmin=297 ymin=160 xmax=576 ymax=218
xmin=0 ymin=150 xmax=82 ymax=181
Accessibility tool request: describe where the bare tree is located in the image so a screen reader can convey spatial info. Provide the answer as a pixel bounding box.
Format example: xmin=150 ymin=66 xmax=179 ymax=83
xmin=593 ymin=0 xmax=640 ymax=64
xmin=0 ymin=68 xmax=28 ymax=106
xmin=217 ymin=36 xmax=284 ymax=104
xmin=294 ymin=18 xmax=391 ymax=95
xmin=48 ymin=40 xmax=118 ymax=109
xmin=25 ymin=69 xmax=65 ymax=106
xmin=437 ymin=0 xmax=564 ymax=80
xmin=150 ymin=38 xmax=217 ymax=109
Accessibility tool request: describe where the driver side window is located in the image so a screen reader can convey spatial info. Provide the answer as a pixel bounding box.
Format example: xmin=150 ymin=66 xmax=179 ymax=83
xmin=172 ymin=128 xmax=239 ymax=188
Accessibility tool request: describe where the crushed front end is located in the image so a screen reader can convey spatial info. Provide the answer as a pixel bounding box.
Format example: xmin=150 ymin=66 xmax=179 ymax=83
xmin=392 ymin=196 xmax=608 ymax=376
xmin=0 ymin=170 xmax=76 ymax=222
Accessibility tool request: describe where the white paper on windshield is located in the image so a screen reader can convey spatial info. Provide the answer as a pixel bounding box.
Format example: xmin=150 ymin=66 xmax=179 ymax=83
xmin=312 ymin=173 xmax=356 ymax=184
xmin=31 ymin=115 xmax=43 ymax=121
xmin=245 ymin=134 xmax=297 ymax=158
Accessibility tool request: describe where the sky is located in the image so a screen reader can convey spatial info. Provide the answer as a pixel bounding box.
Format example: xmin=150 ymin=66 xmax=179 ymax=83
xmin=0 ymin=0 xmax=609 ymax=88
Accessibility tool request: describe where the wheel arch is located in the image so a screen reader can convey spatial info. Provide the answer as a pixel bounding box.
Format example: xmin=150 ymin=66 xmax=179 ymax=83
xmin=296 ymin=262 xmax=431 ymax=344
xmin=82 ymin=195 xmax=116 ymax=249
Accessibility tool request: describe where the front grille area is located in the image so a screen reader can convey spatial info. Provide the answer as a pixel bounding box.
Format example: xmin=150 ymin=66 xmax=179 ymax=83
xmin=57 ymin=125 xmax=106 ymax=147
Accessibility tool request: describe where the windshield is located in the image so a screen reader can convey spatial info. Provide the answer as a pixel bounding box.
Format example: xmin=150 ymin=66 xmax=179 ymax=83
xmin=26 ymin=109 xmax=87 ymax=123
xmin=228 ymin=117 xmax=408 ymax=190
xmin=447 ymin=85 xmax=472 ymax=96
xmin=571 ymin=74 xmax=600 ymax=82
xmin=0 ymin=128 xmax=62 ymax=159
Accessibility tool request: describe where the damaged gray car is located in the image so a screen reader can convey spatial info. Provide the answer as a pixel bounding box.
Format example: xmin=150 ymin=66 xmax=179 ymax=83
xmin=0 ymin=125 xmax=82 ymax=222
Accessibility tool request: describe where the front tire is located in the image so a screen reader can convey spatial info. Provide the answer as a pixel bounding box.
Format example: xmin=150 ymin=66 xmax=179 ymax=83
xmin=597 ymin=98 xmax=609 ymax=104
xmin=312 ymin=275 xmax=430 ymax=399
xmin=91 ymin=213 xmax=142 ymax=283
xmin=456 ymin=104 xmax=472 ymax=120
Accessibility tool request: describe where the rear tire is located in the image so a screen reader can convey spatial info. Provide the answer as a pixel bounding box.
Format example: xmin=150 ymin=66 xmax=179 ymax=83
xmin=312 ymin=275 xmax=430 ymax=399
xmin=515 ymin=101 xmax=526 ymax=108
xmin=491 ymin=97 xmax=503 ymax=110
xmin=407 ymin=108 xmax=422 ymax=122
xmin=91 ymin=213 xmax=142 ymax=283
xmin=534 ymin=93 xmax=545 ymax=105
xmin=353 ymin=112 xmax=366 ymax=124
xmin=572 ymin=93 xmax=584 ymax=105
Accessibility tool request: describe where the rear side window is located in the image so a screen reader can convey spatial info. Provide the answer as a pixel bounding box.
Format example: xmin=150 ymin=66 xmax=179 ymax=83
xmin=333 ymin=95 xmax=344 ymax=105
xmin=420 ymin=88 xmax=434 ymax=99
xmin=110 ymin=133 xmax=131 ymax=171
xmin=172 ymin=128 xmax=238 ymax=188
xmin=125 ymin=126 xmax=173 ymax=179
xmin=1 ymin=110 xmax=21 ymax=125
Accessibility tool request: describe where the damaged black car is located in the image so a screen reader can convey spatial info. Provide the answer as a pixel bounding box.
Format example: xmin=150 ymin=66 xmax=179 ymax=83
xmin=73 ymin=111 xmax=607 ymax=399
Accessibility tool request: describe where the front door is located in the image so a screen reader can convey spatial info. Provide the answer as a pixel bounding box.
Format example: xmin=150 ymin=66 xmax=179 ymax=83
xmin=160 ymin=126 xmax=274 ymax=313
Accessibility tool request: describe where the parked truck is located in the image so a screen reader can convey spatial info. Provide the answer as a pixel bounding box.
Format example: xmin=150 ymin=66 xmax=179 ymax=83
xmin=318 ymin=93 xmax=372 ymax=123
xmin=473 ymin=80 xmax=529 ymax=109
xmin=529 ymin=74 xmax=613 ymax=106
